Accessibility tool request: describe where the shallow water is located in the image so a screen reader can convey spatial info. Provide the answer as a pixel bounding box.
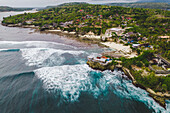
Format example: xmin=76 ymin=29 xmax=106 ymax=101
xmin=0 ymin=11 xmax=169 ymax=113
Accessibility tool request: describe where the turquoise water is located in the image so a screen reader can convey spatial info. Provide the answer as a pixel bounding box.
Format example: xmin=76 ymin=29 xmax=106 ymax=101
xmin=0 ymin=12 xmax=169 ymax=113
xmin=0 ymin=41 xmax=169 ymax=113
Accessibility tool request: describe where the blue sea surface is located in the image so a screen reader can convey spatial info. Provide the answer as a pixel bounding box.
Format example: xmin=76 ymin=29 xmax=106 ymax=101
xmin=0 ymin=12 xmax=169 ymax=113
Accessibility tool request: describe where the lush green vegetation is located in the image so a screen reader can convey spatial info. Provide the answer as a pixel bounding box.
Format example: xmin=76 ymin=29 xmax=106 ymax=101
xmin=147 ymin=37 xmax=170 ymax=60
xmin=121 ymin=50 xmax=154 ymax=69
xmin=2 ymin=3 xmax=170 ymax=93
xmin=132 ymin=71 xmax=170 ymax=92
xmin=121 ymin=50 xmax=170 ymax=92
xmin=0 ymin=6 xmax=33 ymax=12
xmin=2 ymin=3 xmax=170 ymax=37
xmin=105 ymin=3 xmax=170 ymax=10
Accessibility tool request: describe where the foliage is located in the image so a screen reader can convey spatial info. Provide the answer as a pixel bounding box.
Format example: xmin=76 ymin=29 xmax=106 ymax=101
xmin=131 ymin=70 xmax=170 ymax=92
xmin=2 ymin=4 xmax=170 ymax=37
xmin=121 ymin=50 xmax=154 ymax=68
xmin=106 ymin=3 xmax=170 ymax=10
xmin=0 ymin=6 xmax=33 ymax=12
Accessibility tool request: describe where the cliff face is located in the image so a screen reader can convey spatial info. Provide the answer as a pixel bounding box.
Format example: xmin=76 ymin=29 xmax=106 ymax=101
xmin=87 ymin=61 xmax=169 ymax=108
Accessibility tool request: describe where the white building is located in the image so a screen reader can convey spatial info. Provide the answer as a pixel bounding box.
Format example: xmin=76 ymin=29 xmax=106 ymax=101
xmin=105 ymin=28 xmax=125 ymax=37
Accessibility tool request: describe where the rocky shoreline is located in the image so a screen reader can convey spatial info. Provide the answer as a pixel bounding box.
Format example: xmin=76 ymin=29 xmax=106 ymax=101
xmin=87 ymin=60 xmax=170 ymax=109
xmin=2 ymin=22 xmax=170 ymax=109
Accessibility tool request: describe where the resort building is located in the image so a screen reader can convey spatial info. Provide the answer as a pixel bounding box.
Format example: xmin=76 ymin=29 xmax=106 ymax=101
xmin=105 ymin=27 xmax=125 ymax=37
xmin=88 ymin=54 xmax=112 ymax=65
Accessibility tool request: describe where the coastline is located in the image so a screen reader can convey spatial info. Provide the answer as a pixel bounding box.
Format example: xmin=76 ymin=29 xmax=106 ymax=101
xmin=2 ymin=23 xmax=109 ymax=48
xmin=2 ymin=23 xmax=170 ymax=109
xmin=122 ymin=67 xmax=170 ymax=108
xmin=87 ymin=60 xmax=170 ymax=109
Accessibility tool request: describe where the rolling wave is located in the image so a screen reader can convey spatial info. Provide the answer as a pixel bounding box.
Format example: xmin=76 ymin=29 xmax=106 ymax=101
xmin=34 ymin=64 xmax=169 ymax=112
xmin=0 ymin=48 xmax=20 ymax=52
xmin=21 ymin=48 xmax=87 ymax=67
xmin=0 ymin=40 xmax=169 ymax=112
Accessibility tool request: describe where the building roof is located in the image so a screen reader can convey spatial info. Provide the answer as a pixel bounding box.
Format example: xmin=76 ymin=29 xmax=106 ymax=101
xmin=109 ymin=28 xmax=124 ymax=31
xmin=132 ymin=44 xmax=140 ymax=47
xmin=158 ymin=36 xmax=170 ymax=39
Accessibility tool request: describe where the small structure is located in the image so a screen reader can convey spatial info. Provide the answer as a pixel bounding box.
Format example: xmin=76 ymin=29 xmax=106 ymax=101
xmin=105 ymin=27 xmax=125 ymax=37
xmin=132 ymin=44 xmax=140 ymax=48
xmin=158 ymin=36 xmax=170 ymax=41
xmin=149 ymin=55 xmax=170 ymax=73
xmin=88 ymin=54 xmax=112 ymax=65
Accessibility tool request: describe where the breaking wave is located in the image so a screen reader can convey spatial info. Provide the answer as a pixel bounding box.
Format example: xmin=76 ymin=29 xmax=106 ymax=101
xmin=0 ymin=48 xmax=20 ymax=52
xmin=0 ymin=41 xmax=169 ymax=112
xmin=34 ymin=64 xmax=169 ymax=113
xmin=21 ymin=48 xmax=86 ymax=67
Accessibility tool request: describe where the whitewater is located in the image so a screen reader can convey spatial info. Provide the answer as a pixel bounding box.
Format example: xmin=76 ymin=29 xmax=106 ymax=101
xmin=0 ymin=11 xmax=169 ymax=113
xmin=0 ymin=41 xmax=169 ymax=113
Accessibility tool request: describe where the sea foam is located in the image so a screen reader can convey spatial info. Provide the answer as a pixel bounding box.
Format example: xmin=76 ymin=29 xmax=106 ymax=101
xmin=34 ymin=65 xmax=169 ymax=112
xmin=21 ymin=48 xmax=85 ymax=67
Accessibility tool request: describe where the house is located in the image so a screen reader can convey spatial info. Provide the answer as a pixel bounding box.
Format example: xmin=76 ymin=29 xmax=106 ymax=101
xmin=132 ymin=44 xmax=141 ymax=48
xmin=158 ymin=36 xmax=170 ymax=41
xmin=79 ymin=9 xmax=84 ymax=12
xmin=105 ymin=27 xmax=125 ymax=37
xmin=127 ymin=17 xmax=132 ymax=20
xmin=88 ymin=54 xmax=112 ymax=65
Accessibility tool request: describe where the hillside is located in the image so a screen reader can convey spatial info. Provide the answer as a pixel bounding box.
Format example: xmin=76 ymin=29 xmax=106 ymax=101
xmin=105 ymin=3 xmax=170 ymax=10
xmin=0 ymin=6 xmax=33 ymax=12
xmin=45 ymin=2 xmax=89 ymax=9
xmin=2 ymin=4 xmax=169 ymax=36
xmin=138 ymin=0 xmax=170 ymax=3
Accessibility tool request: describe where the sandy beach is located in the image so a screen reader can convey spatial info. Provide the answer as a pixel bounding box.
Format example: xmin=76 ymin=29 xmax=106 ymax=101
xmin=101 ymin=42 xmax=132 ymax=53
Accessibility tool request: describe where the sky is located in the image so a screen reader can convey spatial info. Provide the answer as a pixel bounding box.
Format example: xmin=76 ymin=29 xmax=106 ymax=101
xmin=0 ymin=0 xmax=138 ymax=7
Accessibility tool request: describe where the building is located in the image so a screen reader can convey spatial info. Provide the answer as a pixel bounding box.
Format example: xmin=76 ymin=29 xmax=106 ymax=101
xmin=88 ymin=54 xmax=112 ymax=65
xmin=105 ymin=28 xmax=125 ymax=37
xmin=132 ymin=44 xmax=140 ymax=48
xmin=158 ymin=36 xmax=170 ymax=42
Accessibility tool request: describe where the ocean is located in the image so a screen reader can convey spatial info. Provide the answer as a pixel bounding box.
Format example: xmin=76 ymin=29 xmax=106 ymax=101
xmin=0 ymin=11 xmax=169 ymax=113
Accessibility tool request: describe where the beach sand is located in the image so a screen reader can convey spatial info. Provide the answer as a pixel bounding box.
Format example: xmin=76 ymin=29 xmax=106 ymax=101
xmin=101 ymin=42 xmax=132 ymax=53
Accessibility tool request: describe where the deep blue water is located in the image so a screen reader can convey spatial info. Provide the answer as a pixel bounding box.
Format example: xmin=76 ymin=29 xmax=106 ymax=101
xmin=0 ymin=12 xmax=169 ymax=113
xmin=0 ymin=41 xmax=169 ymax=113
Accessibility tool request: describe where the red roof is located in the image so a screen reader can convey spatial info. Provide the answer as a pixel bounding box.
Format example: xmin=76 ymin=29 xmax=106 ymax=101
xmin=127 ymin=17 xmax=132 ymax=20
xmin=101 ymin=56 xmax=108 ymax=59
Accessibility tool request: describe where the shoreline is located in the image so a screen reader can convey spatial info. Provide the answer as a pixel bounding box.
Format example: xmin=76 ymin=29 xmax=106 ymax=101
xmin=87 ymin=60 xmax=170 ymax=109
xmin=122 ymin=67 xmax=170 ymax=109
xmin=2 ymin=23 xmax=170 ymax=109
xmin=2 ymin=23 xmax=108 ymax=47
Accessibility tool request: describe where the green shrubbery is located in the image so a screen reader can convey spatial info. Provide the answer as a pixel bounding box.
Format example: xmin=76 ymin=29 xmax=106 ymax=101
xmin=2 ymin=4 xmax=170 ymax=37
xmin=121 ymin=50 xmax=154 ymax=69
xmin=132 ymin=70 xmax=170 ymax=92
